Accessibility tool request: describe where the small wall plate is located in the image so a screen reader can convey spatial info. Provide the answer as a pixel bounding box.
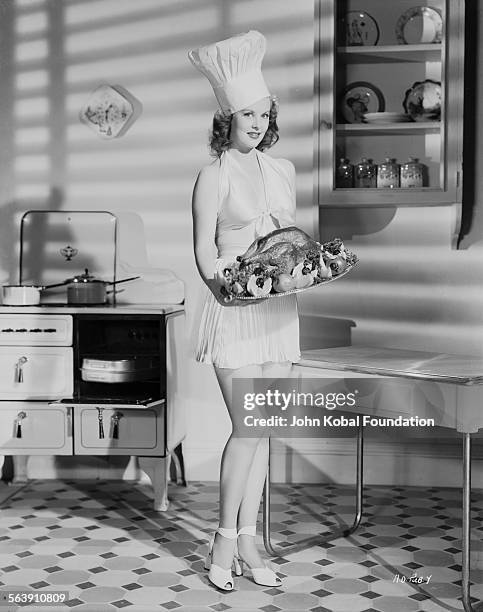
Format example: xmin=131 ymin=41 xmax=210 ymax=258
xmin=79 ymin=84 xmax=143 ymax=139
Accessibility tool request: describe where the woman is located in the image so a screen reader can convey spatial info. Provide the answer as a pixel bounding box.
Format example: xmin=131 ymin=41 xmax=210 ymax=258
xmin=189 ymin=30 xmax=300 ymax=591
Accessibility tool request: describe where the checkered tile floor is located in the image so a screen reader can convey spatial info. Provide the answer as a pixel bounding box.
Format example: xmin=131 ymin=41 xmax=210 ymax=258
xmin=0 ymin=480 xmax=482 ymax=611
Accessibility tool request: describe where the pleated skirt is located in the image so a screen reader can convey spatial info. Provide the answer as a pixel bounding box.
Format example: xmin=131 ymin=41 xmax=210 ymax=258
xmin=195 ymin=290 xmax=300 ymax=369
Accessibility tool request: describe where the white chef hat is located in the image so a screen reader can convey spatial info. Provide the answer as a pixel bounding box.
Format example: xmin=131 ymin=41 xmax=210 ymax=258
xmin=188 ymin=30 xmax=270 ymax=115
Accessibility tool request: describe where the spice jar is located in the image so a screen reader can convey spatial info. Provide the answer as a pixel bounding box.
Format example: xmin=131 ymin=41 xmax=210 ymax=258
xmin=354 ymin=157 xmax=377 ymax=188
xmin=336 ymin=158 xmax=354 ymax=188
xmin=377 ymin=157 xmax=400 ymax=189
xmin=400 ymin=157 xmax=424 ymax=188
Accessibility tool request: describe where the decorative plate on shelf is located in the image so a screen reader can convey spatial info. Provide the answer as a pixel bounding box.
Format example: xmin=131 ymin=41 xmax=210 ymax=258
xmin=340 ymin=10 xmax=380 ymax=46
xmin=403 ymin=79 xmax=441 ymax=121
xmin=396 ymin=6 xmax=443 ymax=44
xmin=364 ymin=112 xmax=411 ymax=124
xmin=340 ymin=82 xmax=385 ymax=123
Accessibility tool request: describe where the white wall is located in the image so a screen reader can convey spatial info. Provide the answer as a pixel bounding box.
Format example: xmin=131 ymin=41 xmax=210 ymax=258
xmin=0 ymin=0 xmax=316 ymax=483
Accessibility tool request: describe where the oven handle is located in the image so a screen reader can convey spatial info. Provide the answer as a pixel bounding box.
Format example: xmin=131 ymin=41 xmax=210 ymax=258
xmin=96 ymin=407 xmax=105 ymax=439
xmin=15 ymin=356 xmax=28 ymax=383
xmin=14 ymin=411 xmax=27 ymax=438
xmin=111 ymin=411 xmax=123 ymax=439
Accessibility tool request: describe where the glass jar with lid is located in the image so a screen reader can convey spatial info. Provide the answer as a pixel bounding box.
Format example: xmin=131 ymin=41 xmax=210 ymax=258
xmin=354 ymin=157 xmax=377 ymax=188
xmin=400 ymin=157 xmax=424 ymax=188
xmin=336 ymin=158 xmax=354 ymax=188
xmin=377 ymin=157 xmax=400 ymax=189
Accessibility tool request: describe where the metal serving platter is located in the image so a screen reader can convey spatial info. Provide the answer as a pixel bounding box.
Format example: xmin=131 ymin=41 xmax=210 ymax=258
xmin=233 ymin=261 xmax=357 ymax=301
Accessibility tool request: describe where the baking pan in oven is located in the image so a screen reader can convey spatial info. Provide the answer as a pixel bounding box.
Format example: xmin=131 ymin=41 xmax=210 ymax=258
xmin=80 ymin=366 xmax=159 ymax=383
xmin=82 ymin=356 xmax=159 ymax=371
xmin=81 ymin=356 xmax=160 ymax=383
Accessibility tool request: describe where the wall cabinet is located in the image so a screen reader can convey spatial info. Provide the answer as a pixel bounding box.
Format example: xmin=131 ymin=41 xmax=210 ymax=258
xmin=0 ymin=306 xmax=186 ymax=511
xmin=316 ymin=0 xmax=465 ymax=206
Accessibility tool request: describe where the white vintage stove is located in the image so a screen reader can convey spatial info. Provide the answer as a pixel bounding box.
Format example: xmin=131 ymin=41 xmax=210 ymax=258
xmin=0 ymin=212 xmax=186 ymax=511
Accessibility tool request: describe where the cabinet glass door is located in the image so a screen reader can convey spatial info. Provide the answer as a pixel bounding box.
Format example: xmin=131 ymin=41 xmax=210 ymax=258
xmin=316 ymin=0 xmax=464 ymax=206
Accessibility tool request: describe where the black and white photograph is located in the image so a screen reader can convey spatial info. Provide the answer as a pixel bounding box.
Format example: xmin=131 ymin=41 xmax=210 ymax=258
xmin=0 ymin=1 xmax=480 ymax=611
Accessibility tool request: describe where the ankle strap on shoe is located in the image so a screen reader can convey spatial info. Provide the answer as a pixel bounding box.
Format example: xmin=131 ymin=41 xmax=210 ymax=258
xmin=237 ymin=526 xmax=256 ymax=536
xmin=217 ymin=527 xmax=238 ymax=539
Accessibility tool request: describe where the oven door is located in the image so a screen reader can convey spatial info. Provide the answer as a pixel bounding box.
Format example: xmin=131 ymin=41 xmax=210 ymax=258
xmin=0 ymin=346 xmax=73 ymax=400
xmin=51 ymin=400 xmax=166 ymax=456
xmin=0 ymin=401 xmax=72 ymax=454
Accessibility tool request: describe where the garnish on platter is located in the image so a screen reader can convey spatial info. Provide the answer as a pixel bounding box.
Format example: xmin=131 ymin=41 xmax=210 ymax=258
xmin=216 ymin=227 xmax=358 ymax=302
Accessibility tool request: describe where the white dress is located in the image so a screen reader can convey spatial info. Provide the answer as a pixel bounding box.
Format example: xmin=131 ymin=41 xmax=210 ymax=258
xmin=195 ymin=148 xmax=300 ymax=369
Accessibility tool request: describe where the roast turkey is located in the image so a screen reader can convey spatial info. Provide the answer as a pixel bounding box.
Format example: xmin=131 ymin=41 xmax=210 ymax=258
xmin=237 ymin=226 xmax=320 ymax=272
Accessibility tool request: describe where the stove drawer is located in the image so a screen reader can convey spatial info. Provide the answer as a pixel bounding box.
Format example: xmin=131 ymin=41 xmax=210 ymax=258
xmin=0 ymin=402 xmax=72 ymax=454
xmin=0 ymin=314 xmax=72 ymax=346
xmin=0 ymin=347 xmax=73 ymax=399
xmin=71 ymin=402 xmax=165 ymax=455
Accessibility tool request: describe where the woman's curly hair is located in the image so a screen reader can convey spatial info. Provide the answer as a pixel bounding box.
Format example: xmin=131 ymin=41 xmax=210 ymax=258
xmin=209 ymin=97 xmax=279 ymax=157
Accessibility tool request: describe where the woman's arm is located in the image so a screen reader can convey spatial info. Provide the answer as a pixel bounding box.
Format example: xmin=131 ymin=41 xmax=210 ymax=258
xmin=192 ymin=163 xmax=221 ymax=297
xmin=192 ymin=162 xmax=263 ymax=307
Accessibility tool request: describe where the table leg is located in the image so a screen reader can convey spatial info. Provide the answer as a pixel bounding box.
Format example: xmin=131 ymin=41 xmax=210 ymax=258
xmin=462 ymin=432 xmax=476 ymax=612
xmin=263 ymin=424 xmax=365 ymax=556
xmin=344 ymin=423 xmax=364 ymax=536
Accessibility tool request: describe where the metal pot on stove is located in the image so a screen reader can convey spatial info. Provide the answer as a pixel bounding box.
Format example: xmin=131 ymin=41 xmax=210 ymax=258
xmin=2 ymin=285 xmax=44 ymax=305
xmin=67 ymin=269 xmax=106 ymax=304
xmin=2 ymin=270 xmax=140 ymax=306
xmin=2 ymin=278 xmax=75 ymax=305
xmin=66 ymin=269 xmax=139 ymax=305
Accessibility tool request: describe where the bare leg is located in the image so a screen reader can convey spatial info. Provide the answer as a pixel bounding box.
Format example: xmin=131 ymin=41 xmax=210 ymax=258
xmin=237 ymin=361 xmax=293 ymax=568
xmin=211 ymin=363 xmax=264 ymax=570
xmin=236 ymin=437 xmax=269 ymax=567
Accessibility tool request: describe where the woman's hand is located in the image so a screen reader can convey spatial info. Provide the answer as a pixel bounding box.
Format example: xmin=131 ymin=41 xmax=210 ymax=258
xmin=207 ymin=280 xmax=265 ymax=307
xmin=222 ymin=294 xmax=266 ymax=307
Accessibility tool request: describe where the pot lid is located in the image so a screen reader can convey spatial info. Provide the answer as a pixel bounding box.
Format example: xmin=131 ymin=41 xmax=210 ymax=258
xmin=69 ymin=268 xmax=104 ymax=284
xmin=19 ymin=211 xmax=117 ymax=289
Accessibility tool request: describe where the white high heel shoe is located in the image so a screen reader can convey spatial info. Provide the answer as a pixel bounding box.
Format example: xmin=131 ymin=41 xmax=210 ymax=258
xmin=235 ymin=526 xmax=282 ymax=587
xmin=204 ymin=527 xmax=239 ymax=591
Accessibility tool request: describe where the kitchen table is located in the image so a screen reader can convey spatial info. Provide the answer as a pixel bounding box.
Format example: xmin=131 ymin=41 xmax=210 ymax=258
xmin=262 ymin=346 xmax=483 ymax=612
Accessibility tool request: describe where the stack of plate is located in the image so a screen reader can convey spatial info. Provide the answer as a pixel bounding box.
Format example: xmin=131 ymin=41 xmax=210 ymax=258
xmin=364 ymin=112 xmax=411 ymax=124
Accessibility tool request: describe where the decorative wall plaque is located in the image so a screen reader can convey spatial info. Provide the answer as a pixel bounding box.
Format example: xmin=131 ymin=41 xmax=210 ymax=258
xmin=79 ymin=84 xmax=142 ymax=139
